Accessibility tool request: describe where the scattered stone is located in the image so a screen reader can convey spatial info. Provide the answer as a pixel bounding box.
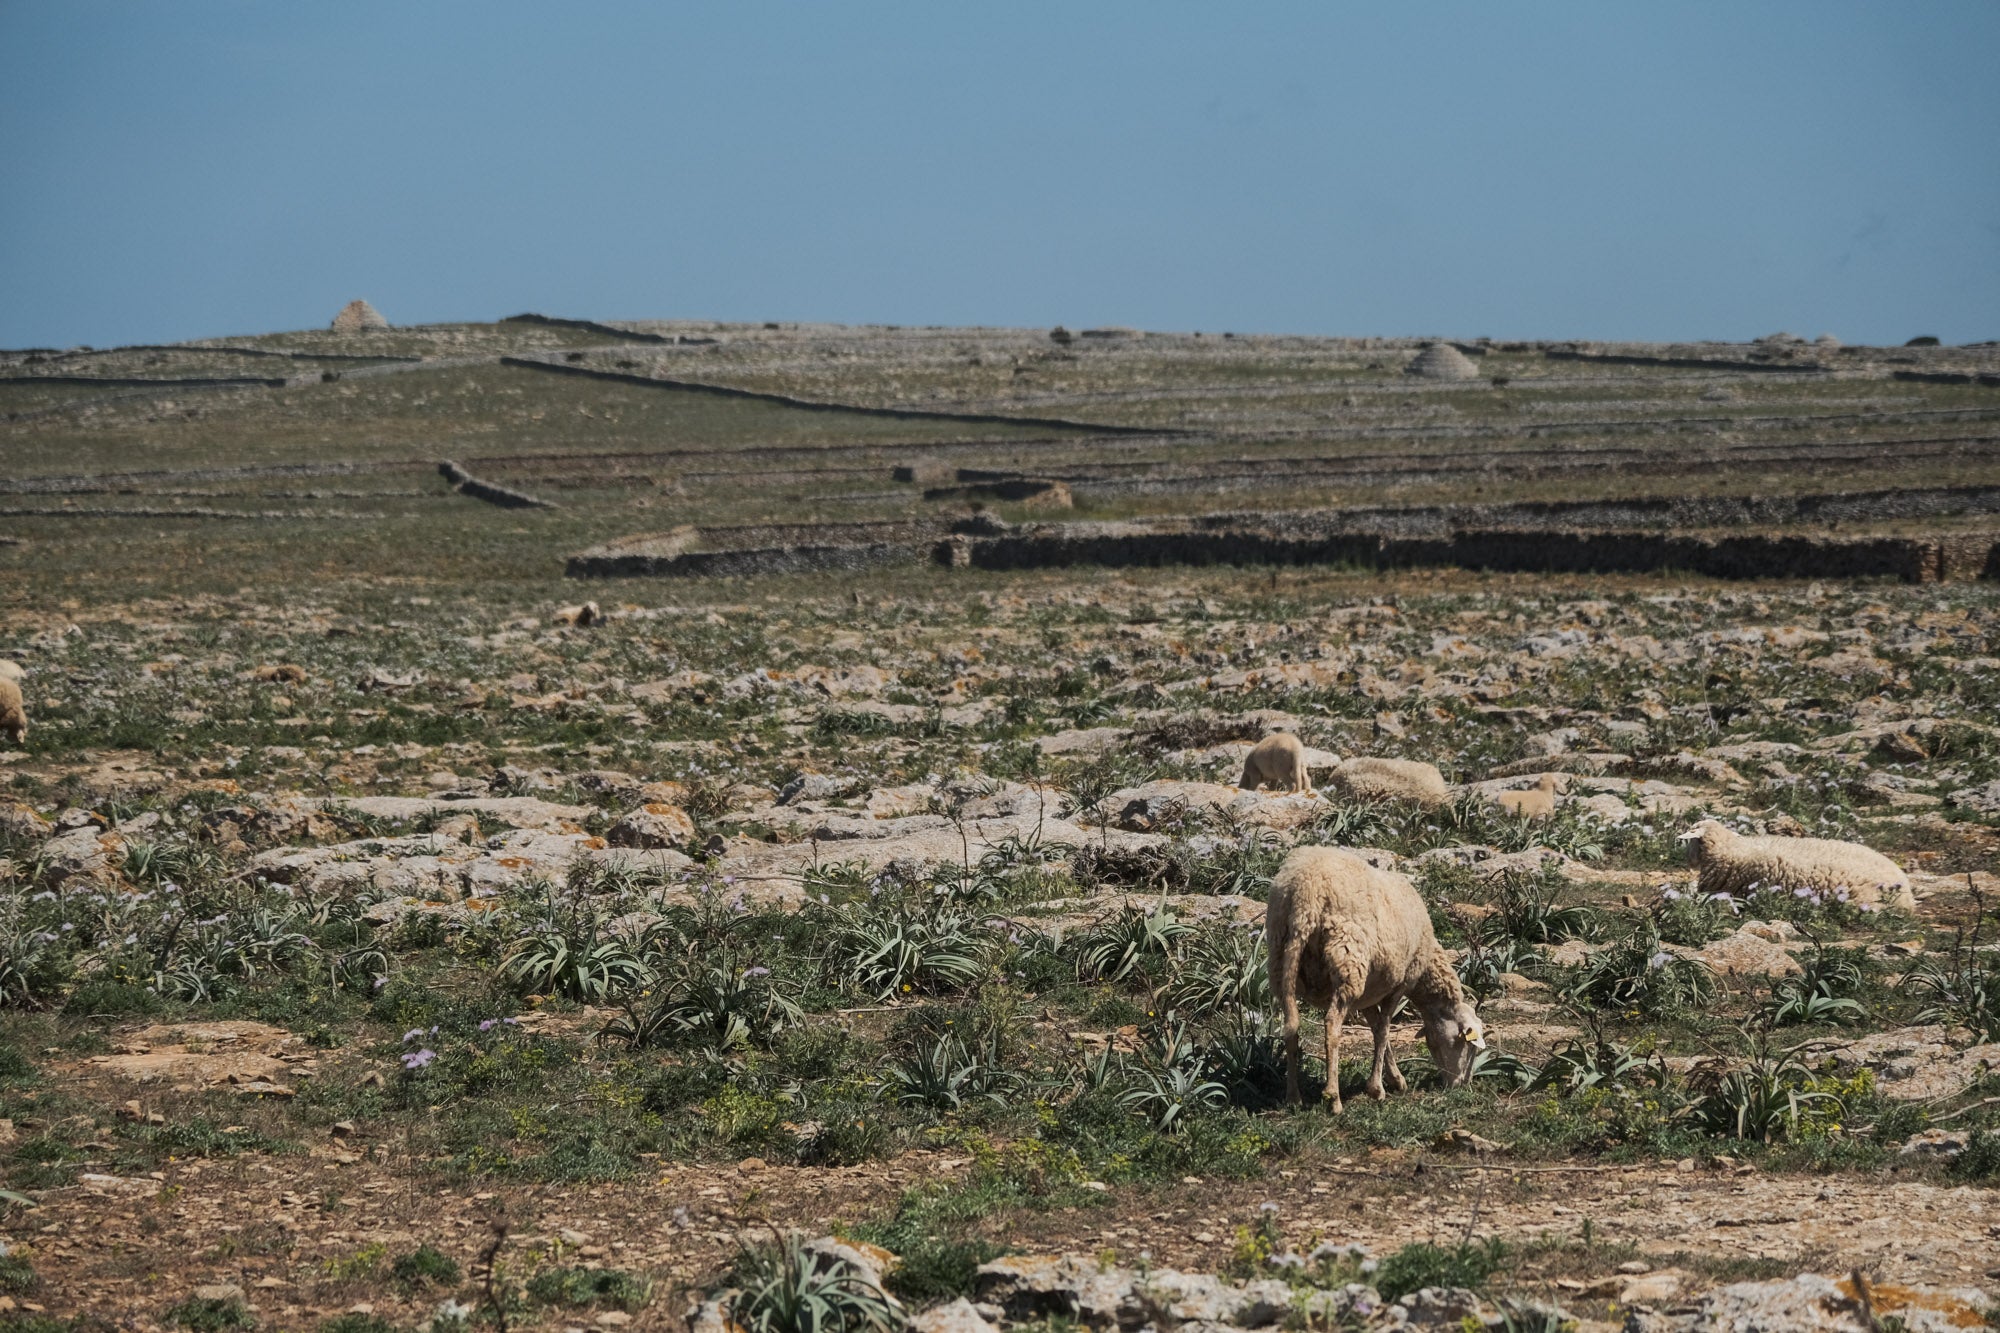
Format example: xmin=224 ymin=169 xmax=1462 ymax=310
xmin=910 ymin=1298 xmax=997 ymax=1333
xmin=1898 ymin=1128 xmax=1972 ymax=1159
xmin=778 ymin=773 xmax=858 ymax=805
xmin=1947 ymin=781 xmax=2000 ymax=815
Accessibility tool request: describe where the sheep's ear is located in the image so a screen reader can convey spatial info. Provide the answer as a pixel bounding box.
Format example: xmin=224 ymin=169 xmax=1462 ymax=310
xmin=1465 ymin=1026 xmax=1486 ymax=1049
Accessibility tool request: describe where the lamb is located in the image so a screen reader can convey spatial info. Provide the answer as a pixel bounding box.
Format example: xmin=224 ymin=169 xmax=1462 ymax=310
xmin=0 ymin=671 xmax=25 ymax=747
xmin=1325 ymin=756 xmax=1450 ymax=808
xmin=1239 ymin=732 xmax=1314 ymax=795
xmin=1679 ymin=818 xmax=1914 ymax=911
xmin=1265 ymin=846 xmax=1485 ymax=1111
xmin=1493 ymin=773 xmax=1561 ymax=819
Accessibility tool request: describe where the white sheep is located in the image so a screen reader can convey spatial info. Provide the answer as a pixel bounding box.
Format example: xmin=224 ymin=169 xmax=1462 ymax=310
xmin=0 ymin=664 xmax=24 ymax=747
xmin=1326 ymin=756 xmax=1450 ymax=808
xmin=1493 ymin=773 xmax=1561 ymax=819
xmin=1679 ymin=818 xmax=1914 ymax=911
xmin=1265 ymin=846 xmax=1485 ymax=1111
xmin=1239 ymin=732 xmax=1314 ymax=795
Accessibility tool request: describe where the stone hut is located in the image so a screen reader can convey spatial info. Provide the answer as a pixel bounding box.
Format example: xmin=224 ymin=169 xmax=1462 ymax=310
xmin=1405 ymin=342 xmax=1478 ymax=381
xmin=331 ymin=300 xmax=388 ymax=332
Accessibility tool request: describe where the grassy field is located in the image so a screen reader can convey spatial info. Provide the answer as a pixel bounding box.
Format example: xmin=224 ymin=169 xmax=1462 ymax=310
xmin=1 ymin=320 xmax=1999 ymax=1329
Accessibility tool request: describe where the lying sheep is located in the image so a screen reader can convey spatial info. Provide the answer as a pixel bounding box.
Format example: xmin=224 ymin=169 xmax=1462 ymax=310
xmin=1265 ymin=846 xmax=1485 ymax=1111
xmin=0 ymin=672 xmax=24 ymax=747
xmin=1239 ymin=732 xmax=1314 ymax=795
xmin=1493 ymin=773 xmax=1561 ymax=819
xmin=1679 ymin=818 xmax=1914 ymax=910
xmin=1326 ymin=756 xmax=1449 ymax=808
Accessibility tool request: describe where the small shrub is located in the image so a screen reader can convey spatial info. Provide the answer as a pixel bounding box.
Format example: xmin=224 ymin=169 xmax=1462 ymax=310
xmin=1685 ymin=1051 xmax=1858 ymax=1144
xmin=501 ymin=915 xmax=649 ymax=1002
xmin=725 ymin=1234 xmax=901 ymax=1333
xmin=1373 ymin=1237 xmax=1507 ymax=1302
xmin=390 ymin=1244 xmax=461 ymax=1290
xmin=1563 ymin=923 xmax=1714 ymax=1016
xmin=165 ymin=1296 xmax=254 ymax=1332
xmin=1902 ymin=903 xmax=2000 ymax=1043
xmin=837 ymin=908 xmax=986 ymax=1001
xmin=880 ymin=1034 xmax=1017 ymax=1112
xmin=1947 ymin=1129 xmax=2000 ymax=1182
xmin=0 ymin=1251 xmax=33 ymax=1293
xmin=1763 ymin=946 xmax=1868 ymax=1027
xmin=1490 ymin=871 xmax=1601 ymax=945
xmin=1070 ymin=905 xmax=1191 ymax=983
xmin=526 ymin=1266 xmax=651 ymax=1311
xmin=1652 ymin=885 xmax=1734 ymax=946
xmin=319 ymin=1316 xmax=396 ymax=1333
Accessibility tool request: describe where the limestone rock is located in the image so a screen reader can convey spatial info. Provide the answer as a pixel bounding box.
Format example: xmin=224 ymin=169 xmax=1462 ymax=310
xmin=37 ymin=823 xmax=124 ymax=883
xmin=0 ymin=801 xmax=50 ymax=840
xmin=606 ymin=803 xmax=696 ymax=850
xmin=1035 ymin=726 xmax=1129 ymax=756
xmin=1625 ymin=1272 xmax=1994 ymax=1333
xmin=974 ymin=1253 xmax=1291 ymax=1328
xmin=1947 ymin=780 xmax=2000 ymax=815
xmin=1101 ymin=781 xmax=1243 ymax=831
xmin=910 ymin=1299 xmax=995 ymax=1333
xmin=779 ymin=773 xmax=858 ymax=805
xmin=1674 ymin=926 xmax=1804 ymax=978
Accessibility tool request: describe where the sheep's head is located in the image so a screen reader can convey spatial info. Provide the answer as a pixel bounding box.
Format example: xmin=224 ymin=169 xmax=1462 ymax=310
xmin=1422 ymin=999 xmax=1486 ymax=1087
xmin=1677 ymin=818 xmax=1727 ymax=866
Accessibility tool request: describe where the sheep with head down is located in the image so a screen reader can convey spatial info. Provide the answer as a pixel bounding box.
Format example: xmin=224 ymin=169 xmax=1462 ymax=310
xmin=1265 ymin=845 xmax=1484 ymax=1111
xmin=0 ymin=662 xmax=25 ymax=747
xmin=1238 ymin=732 xmax=1315 ymax=795
xmin=1678 ymin=818 xmax=1914 ymax=911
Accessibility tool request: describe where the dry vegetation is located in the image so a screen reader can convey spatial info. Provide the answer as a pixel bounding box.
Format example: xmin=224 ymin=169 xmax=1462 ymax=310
xmin=2 ymin=318 xmax=2000 ymax=1330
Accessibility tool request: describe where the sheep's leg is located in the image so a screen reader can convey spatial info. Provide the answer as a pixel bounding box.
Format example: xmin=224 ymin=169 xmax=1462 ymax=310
xmin=1276 ymin=937 xmax=1304 ymax=1105
xmin=1365 ymin=1004 xmax=1407 ymax=1096
xmin=1321 ymin=1001 xmax=1348 ymax=1112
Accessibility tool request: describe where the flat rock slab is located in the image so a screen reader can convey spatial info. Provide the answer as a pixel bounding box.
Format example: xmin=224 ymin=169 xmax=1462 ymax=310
xmin=1821 ymin=1026 xmax=2000 ymax=1101
xmin=313 ymin=795 xmax=594 ymax=828
xmin=256 ymin=827 xmax=693 ymax=908
xmin=88 ymin=1020 xmax=304 ymax=1088
xmin=1626 ymin=1271 xmax=1994 ymax=1332
xmin=1035 ymin=726 xmax=1130 ymax=755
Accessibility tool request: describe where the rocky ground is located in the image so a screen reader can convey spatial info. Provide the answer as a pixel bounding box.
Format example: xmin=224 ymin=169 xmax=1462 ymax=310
xmin=1 ymin=566 xmax=1998 ymax=1330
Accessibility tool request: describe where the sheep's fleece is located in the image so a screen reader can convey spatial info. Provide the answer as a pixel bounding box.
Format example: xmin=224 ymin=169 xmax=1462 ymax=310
xmin=1680 ymin=818 xmax=1914 ymax=910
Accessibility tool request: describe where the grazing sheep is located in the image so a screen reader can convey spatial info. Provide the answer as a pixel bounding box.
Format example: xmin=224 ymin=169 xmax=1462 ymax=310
xmin=1326 ymin=756 xmax=1450 ymax=808
xmin=0 ymin=675 xmax=25 ymax=747
xmin=1265 ymin=846 xmax=1485 ymax=1111
xmin=1239 ymin=732 xmax=1314 ymax=795
xmin=1494 ymin=773 xmax=1561 ymax=819
xmin=1679 ymin=818 xmax=1914 ymax=910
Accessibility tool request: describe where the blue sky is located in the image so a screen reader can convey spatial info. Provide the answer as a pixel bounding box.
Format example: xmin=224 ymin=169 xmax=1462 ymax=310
xmin=2 ymin=4 xmax=1996 ymax=347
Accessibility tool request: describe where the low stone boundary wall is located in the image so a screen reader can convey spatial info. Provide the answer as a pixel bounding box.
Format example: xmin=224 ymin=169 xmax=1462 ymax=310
xmin=499 ymin=313 xmax=676 ymax=344
xmin=499 ymin=356 xmax=1164 ymax=436
xmin=960 ymin=524 xmax=1999 ymax=583
xmin=1542 ymin=349 xmax=1824 ymax=374
xmin=438 ymin=461 xmax=558 ymax=510
xmin=567 ymin=541 xmax=917 ymax=579
xmin=1894 ymin=369 xmax=2000 ymax=388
